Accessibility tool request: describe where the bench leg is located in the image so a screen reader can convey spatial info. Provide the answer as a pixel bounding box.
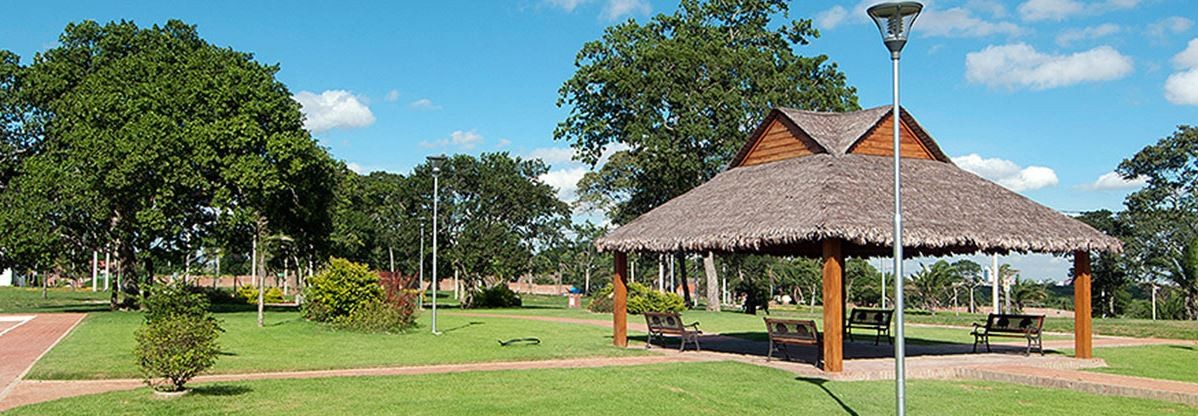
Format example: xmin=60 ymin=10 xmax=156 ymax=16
xmin=693 ymin=334 xmax=701 ymax=352
xmin=874 ymin=329 xmax=881 ymax=346
xmin=985 ymin=337 xmax=992 ymax=353
xmin=767 ymin=341 xmax=774 ymax=362
xmin=972 ymin=336 xmax=979 ymax=353
xmin=646 ymin=332 xmax=653 ymax=350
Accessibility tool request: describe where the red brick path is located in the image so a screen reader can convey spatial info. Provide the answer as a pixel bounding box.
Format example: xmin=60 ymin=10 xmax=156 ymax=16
xmin=0 ymin=314 xmax=85 ymax=404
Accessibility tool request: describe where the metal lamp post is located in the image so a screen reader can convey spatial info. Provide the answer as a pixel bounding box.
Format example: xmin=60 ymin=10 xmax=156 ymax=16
xmin=427 ymin=155 xmax=447 ymax=335
xmin=867 ymin=2 xmax=922 ymax=416
xmin=419 ymin=219 xmax=426 ymax=309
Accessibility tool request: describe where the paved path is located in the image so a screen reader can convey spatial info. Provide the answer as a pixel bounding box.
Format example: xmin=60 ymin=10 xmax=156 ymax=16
xmin=5 ymin=311 xmax=1198 ymax=411
xmin=0 ymin=314 xmax=85 ymax=406
xmin=0 ymin=355 xmax=709 ymax=411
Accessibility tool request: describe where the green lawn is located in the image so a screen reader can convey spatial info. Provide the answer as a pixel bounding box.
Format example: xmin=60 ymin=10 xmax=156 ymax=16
xmin=0 ymin=287 xmax=112 ymax=313
xmin=9 ymin=361 xmax=1195 ymax=415
xmin=1085 ymin=344 xmax=1198 ymax=383
xmin=27 ymin=309 xmax=645 ymax=380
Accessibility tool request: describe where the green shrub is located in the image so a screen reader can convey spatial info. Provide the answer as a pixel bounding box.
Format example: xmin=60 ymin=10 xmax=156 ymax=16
xmin=332 ymin=300 xmax=417 ymax=333
xmin=588 ymin=282 xmax=685 ymax=314
xmin=135 ymin=317 xmax=221 ymax=392
xmin=236 ymin=285 xmax=284 ymax=304
xmin=141 ymin=281 xmax=210 ymax=323
xmin=302 ymin=258 xmax=383 ymax=322
xmin=468 ymin=284 xmax=523 ymax=308
xmin=135 ymin=281 xmax=221 ymax=392
xmin=189 ymin=286 xmax=242 ymax=305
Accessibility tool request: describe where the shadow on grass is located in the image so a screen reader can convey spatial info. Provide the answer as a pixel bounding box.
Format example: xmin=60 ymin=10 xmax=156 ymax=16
xmin=441 ymin=321 xmax=485 ymax=334
xmin=194 ymin=384 xmax=252 ymax=397
xmin=1169 ymin=345 xmax=1195 ymax=352
xmin=798 ymin=378 xmax=858 ymax=416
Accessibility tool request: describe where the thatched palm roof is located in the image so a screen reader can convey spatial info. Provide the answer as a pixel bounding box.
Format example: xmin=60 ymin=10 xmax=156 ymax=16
xmin=596 ymin=106 xmax=1121 ymax=257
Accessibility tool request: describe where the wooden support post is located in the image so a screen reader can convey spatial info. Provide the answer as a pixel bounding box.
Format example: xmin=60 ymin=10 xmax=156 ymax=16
xmin=613 ymin=252 xmax=629 ymax=347
xmin=1074 ymin=250 xmax=1093 ymax=359
xmin=822 ymin=239 xmax=844 ymax=372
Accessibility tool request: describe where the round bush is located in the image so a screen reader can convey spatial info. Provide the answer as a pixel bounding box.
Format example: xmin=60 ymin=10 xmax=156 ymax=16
xmin=468 ymin=284 xmax=523 ymax=308
xmin=588 ymin=282 xmax=685 ymax=314
xmin=302 ymin=258 xmax=383 ymax=322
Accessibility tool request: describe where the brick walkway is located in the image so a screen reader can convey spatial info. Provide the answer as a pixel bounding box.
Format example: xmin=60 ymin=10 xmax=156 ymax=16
xmin=0 ymin=314 xmax=85 ymax=405
xmin=4 ymin=311 xmax=1197 ymax=411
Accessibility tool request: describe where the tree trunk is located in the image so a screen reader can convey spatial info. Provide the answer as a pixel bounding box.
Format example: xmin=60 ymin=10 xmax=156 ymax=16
xmin=968 ymin=285 xmax=976 ymax=314
xmin=255 ymin=232 xmax=264 ymax=328
xmin=703 ymin=252 xmax=719 ymax=311
xmin=677 ymin=253 xmax=692 ymax=308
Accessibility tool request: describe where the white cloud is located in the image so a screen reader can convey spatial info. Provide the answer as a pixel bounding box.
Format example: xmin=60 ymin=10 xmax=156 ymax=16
xmin=545 ymin=0 xmax=587 ymax=12
xmin=601 ymin=0 xmax=649 ymax=20
xmin=1165 ymin=68 xmax=1198 ymax=105
xmin=420 ymin=129 xmax=484 ymax=150
xmin=409 ymin=98 xmax=442 ymax=111
xmin=450 ymin=130 xmax=482 ymax=149
xmin=1146 ymin=16 xmax=1193 ymax=38
xmin=1084 ymin=171 xmax=1147 ymax=190
xmin=495 ymin=138 xmax=512 ymax=148
xmin=347 ymin=162 xmax=365 ymax=175
xmin=1173 ymin=38 xmax=1198 ymax=69
xmin=1018 ymin=0 xmax=1082 ymax=21
xmin=965 ymin=0 xmax=1008 ymax=18
xmin=1056 ymin=23 xmax=1120 ymax=46
xmin=292 ymin=90 xmax=375 ymax=133
xmin=384 ymin=89 xmax=400 ymax=102
xmin=1165 ymin=39 xmax=1198 ymax=106
xmin=539 ymin=167 xmax=589 ymax=201
xmin=815 ymin=6 xmax=848 ymax=30
xmin=918 ymin=7 xmax=1023 ymax=38
xmin=965 ymin=43 xmax=1133 ymax=90
xmin=1017 ymin=0 xmax=1137 ymax=21
xmin=953 ymin=153 xmax=1059 ymax=191
xmin=528 ymin=147 xmax=577 ymax=165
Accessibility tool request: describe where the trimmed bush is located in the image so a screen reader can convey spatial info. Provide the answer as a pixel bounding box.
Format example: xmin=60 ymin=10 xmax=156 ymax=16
xmin=302 ymin=258 xmax=384 ymax=322
xmin=236 ymin=285 xmax=284 ymax=304
xmin=333 ymin=299 xmax=417 ymax=333
xmin=588 ymin=282 xmax=685 ymax=314
xmin=468 ymin=284 xmax=523 ymax=308
xmin=135 ymin=281 xmax=221 ymax=392
xmin=141 ymin=282 xmax=209 ymax=323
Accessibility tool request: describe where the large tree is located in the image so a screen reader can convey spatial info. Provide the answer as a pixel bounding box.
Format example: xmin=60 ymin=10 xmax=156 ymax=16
xmin=0 ymin=20 xmax=337 ymax=308
xmin=408 ymin=153 xmax=569 ymax=307
xmin=558 ymin=0 xmax=858 ymax=304
xmin=1117 ymin=125 xmax=1198 ymax=319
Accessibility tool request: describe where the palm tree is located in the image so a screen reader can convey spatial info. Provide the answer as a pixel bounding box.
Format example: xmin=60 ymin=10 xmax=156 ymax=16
xmin=1009 ymin=277 xmax=1048 ymax=313
xmin=909 ymin=260 xmax=962 ymax=314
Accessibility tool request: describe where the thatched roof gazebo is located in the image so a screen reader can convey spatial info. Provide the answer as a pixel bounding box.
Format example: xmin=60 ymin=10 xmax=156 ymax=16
xmin=595 ymin=105 xmax=1121 ymax=372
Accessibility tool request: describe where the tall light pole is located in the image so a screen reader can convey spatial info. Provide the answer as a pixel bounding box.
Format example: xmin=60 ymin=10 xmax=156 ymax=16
xmin=867 ymin=3 xmax=922 ymax=416
xmin=419 ymin=219 xmax=426 ymax=308
xmin=428 ymin=155 xmax=447 ymax=335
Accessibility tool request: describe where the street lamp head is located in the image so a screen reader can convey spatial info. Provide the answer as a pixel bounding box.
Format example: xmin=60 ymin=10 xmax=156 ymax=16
xmin=867 ymin=1 xmax=923 ymax=58
xmin=426 ymin=155 xmax=447 ymax=175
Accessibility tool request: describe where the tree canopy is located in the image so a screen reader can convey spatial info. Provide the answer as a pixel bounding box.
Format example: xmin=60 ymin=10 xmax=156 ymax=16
xmin=558 ymin=0 xmax=858 ymax=224
xmin=0 ymin=20 xmax=338 ymax=306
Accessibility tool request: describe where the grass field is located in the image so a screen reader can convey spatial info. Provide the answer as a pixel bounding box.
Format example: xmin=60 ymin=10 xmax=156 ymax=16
xmin=9 ymin=361 xmax=1196 ymax=415
xmin=27 ymin=308 xmax=644 ymax=380
xmin=1086 ymin=344 xmax=1198 ymax=383
xmin=0 ymin=287 xmax=112 ymax=313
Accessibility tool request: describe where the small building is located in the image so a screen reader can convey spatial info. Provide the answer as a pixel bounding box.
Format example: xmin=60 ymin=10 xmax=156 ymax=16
xmin=595 ymin=105 xmax=1121 ymax=372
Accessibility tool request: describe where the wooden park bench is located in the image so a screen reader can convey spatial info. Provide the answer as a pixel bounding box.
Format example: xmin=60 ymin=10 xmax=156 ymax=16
xmin=845 ymin=308 xmax=893 ymax=345
xmin=971 ymin=313 xmax=1046 ymax=356
xmin=643 ymin=311 xmax=702 ymax=351
xmin=764 ymin=318 xmax=822 ymax=366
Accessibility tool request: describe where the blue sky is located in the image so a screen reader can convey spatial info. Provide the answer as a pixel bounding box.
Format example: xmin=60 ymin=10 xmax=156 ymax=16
xmin=3 ymin=0 xmax=1196 ymax=281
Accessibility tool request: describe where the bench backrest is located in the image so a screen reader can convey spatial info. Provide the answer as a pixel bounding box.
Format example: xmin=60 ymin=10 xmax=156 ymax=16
xmin=764 ymin=318 xmax=820 ymax=344
xmin=984 ymin=313 xmax=1045 ymax=333
xmin=644 ymin=311 xmax=686 ymax=334
xmin=848 ymin=308 xmax=893 ymax=327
